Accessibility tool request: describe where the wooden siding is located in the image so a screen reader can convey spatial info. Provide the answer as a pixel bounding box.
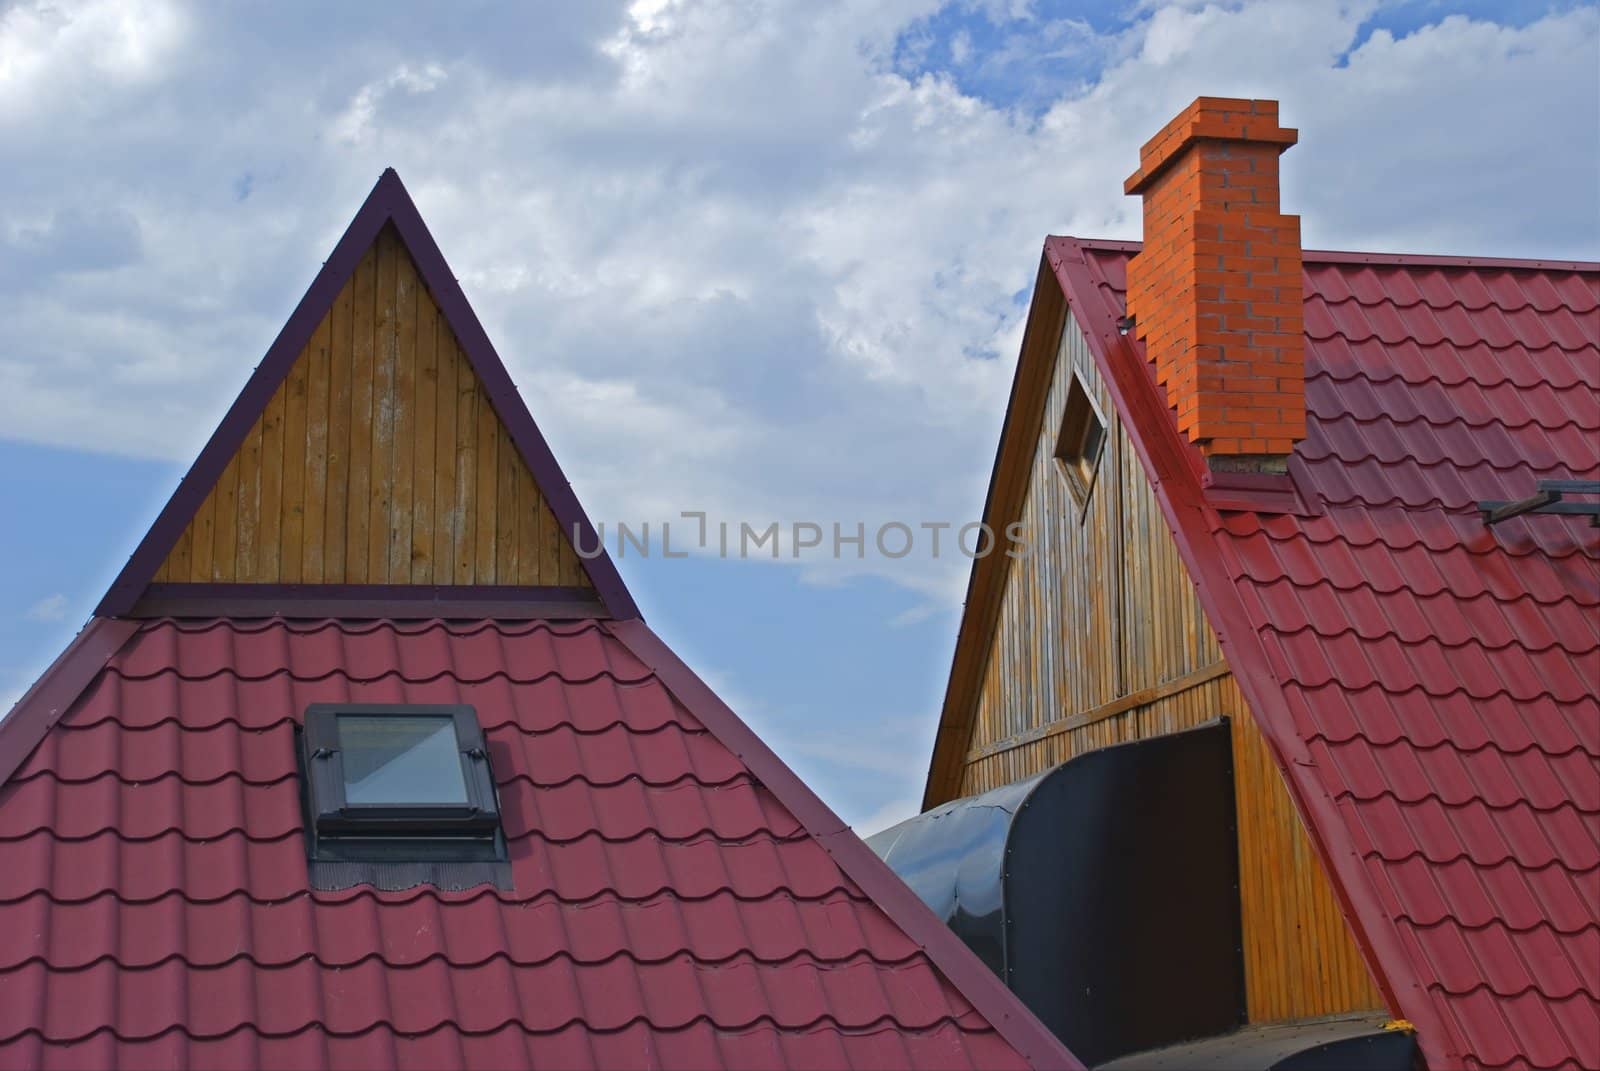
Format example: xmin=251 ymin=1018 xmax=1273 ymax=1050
xmin=155 ymin=225 xmax=591 ymax=588
xmin=956 ymin=312 xmax=1386 ymax=1024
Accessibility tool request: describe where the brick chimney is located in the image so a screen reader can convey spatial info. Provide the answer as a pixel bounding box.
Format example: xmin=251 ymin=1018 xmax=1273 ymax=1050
xmin=1123 ymin=97 xmax=1305 ymax=467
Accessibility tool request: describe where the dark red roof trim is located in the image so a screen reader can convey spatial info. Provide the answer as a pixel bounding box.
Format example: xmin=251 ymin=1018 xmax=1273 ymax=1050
xmin=94 ymin=169 xmax=638 ymax=621
xmin=1049 ymin=236 xmax=1599 ymax=272
xmin=1300 ymin=248 xmax=1599 ymax=271
xmin=0 ymin=617 xmax=138 ymax=787
xmin=1044 ymin=235 xmax=1453 ymax=1061
xmin=129 ymin=584 xmax=607 ymax=620
xmin=604 ymin=618 xmax=1083 ymax=1071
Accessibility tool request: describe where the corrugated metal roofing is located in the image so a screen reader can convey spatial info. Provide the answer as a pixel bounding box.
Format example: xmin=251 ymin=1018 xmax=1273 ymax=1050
xmin=0 ymin=617 xmax=1070 ymax=1069
xmin=1056 ymin=239 xmax=1599 ymax=1071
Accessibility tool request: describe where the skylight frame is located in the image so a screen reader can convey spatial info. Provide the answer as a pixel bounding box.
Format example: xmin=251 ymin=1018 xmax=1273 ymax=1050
xmin=301 ymin=703 xmax=501 ymax=840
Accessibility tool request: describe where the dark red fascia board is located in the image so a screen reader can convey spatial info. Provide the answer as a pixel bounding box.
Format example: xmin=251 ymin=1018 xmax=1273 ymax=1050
xmin=1045 ymin=235 xmax=1461 ymax=1065
xmin=605 ymin=618 xmax=1084 ymax=1071
xmin=0 ymin=617 xmax=139 ymax=788
xmin=94 ymin=168 xmax=638 ymax=622
xmin=130 ymin=584 xmax=607 ymax=621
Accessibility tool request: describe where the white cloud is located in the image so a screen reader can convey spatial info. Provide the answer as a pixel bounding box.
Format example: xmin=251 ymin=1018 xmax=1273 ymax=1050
xmin=949 ymin=28 xmax=973 ymax=65
xmin=330 ymin=63 xmax=449 ymax=146
xmin=0 ymin=0 xmax=1594 ymax=611
xmin=0 ymin=0 xmax=188 ymax=120
xmin=23 ymin=593 xmax=68 ymax=622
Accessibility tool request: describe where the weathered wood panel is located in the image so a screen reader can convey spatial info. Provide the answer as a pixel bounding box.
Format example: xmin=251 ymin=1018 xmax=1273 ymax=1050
xmin=956 ymin=311 xmax=1385 ymax=1024
xmin=154 ymin=225 xmax=589 ymax=588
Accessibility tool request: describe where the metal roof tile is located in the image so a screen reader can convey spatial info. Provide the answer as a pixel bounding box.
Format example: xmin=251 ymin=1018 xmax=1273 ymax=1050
xmin=1070 ymin=247 xmax=1599 ymax=1071
xmin=1 ymin=620 xmax=1067 ymax=1069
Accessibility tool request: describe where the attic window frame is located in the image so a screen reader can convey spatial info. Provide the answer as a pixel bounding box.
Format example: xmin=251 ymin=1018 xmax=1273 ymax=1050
xmin=1055 ymin=372 xmax=1108 ymax=512
xmin=300 ymin=703 xmax=503 ymax=863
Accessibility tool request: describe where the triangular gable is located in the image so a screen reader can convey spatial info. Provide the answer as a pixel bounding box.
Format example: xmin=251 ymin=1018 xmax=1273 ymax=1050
xmin=96 ymin=170 xmax=636 ymax=620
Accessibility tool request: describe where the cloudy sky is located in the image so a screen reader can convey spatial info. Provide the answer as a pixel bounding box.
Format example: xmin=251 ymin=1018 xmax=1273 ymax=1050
xmin=1 ymin=0 xmax=1595 ymax=833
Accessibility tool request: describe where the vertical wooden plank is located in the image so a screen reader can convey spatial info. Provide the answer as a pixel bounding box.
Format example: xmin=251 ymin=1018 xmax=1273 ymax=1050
xmin=433 ymin=327 xmax=459 ymax=584
xmin=474 ymin=386 xmax=499 ymax=583
xmin=159 ymin=525 xmax=191 ymax=583
xmin=301 ymin=313 xmax=332 ymax=582
xmin=453 ymin=348 xmax=478 ymax=584
xmin=1293 ymin=790 xmax=1321 ymax=1017
xmin=256 ymin=383 xmax=286 ymax=580
xmin=410 ymin=271 xmax=439 ymax=583
xmin=388 ymin=239 xmax=418 ymax=582
xmin=496 ymin=420 xmax=519 ymax=584
xmin=280 ymin=325 xmax=310 ymax=583
xmin=346 ymin=242 xmax=377 ymax=583
xmin=367 ymin=228 xmax=399 ymax=583
xmin=558 ymin=510 xmax=585 ymax=586
xmin=233 ymin=413 xmax=263 ymax=581
xmin=1264 ymin=722 xmax=1295 ymax=1019
xmin=325 ymin=268 xmax=356 ymax=580
xmin=1234 ymin=710 xmax=1265 ymax=1019
xmin=211 ymin=453 xmax=239 ymax=581
xmin=188 ymin=483 xmax=215 ymax=583
xmin=540 ymin=480 xmax=561 ymax=586
xmin=516 ymin=466 xmax=539 ymax=585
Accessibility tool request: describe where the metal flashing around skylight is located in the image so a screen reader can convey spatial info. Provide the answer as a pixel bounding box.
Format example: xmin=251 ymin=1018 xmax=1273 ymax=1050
xmin=300 ymin=703 xmax=505 ymax=871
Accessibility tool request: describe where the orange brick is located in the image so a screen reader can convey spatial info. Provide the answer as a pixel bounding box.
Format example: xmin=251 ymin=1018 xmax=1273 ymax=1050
xmin=1125 ymin=96 xmax=1304 ymax=459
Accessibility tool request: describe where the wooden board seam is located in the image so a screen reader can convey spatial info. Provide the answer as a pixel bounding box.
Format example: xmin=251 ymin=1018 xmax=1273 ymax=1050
xmin=963 ymin=660 xmax=1231 ymax=762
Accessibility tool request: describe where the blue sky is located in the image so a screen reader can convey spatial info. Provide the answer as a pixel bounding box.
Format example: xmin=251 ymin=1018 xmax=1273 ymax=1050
xmin=2 ymin=0 xmax=1595 ymax=832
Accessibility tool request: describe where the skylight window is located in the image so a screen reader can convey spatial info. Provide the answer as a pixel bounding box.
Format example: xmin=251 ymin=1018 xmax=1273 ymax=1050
xmin=300 ymin=704 xmax=502 ymax=867
xmin=1056 ymin=373 xmax=1108 ymax=508
xmin=340 ymin=715 xmax=469 ymax=806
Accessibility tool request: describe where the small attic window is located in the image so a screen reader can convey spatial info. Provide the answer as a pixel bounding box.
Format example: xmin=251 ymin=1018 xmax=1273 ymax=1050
xmin=1056 ymin=373 xmax=1107 ymax=508
xmin=301 ymin=704 xmax=503 ymax=867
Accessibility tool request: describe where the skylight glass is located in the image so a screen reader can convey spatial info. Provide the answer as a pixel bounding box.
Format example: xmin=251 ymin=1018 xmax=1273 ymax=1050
xmin=338 ymin=714 xmax=469 ymax=805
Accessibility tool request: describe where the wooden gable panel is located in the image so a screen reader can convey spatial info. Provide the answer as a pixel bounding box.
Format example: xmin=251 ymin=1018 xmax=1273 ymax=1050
xmin=957 ymin=310 xmax=1385 ymax=1025
xmin=154 ymin=226 xmax=591 ymax=588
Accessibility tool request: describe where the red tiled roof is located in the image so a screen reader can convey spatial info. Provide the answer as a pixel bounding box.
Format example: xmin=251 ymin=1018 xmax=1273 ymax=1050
xmin=0 ymin=617 xmax=1074 ymax=1070
xmin=0 ymin=166 xmax=1076 ymax=1069
xmin=1051 ymin=238 xmax=1599 ymax=1071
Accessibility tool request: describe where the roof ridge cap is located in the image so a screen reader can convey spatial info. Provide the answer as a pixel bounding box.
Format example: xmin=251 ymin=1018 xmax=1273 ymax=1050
xmin=1050 ymin=234 xmax=1599 ymax=272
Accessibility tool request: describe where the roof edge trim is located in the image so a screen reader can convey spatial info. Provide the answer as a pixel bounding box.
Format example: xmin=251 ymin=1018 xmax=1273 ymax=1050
xmin=1045 ymin=235 xmax=1464 ymax=1067
xmin=605 ymin=618 xmax=1083 ymax=1071
xmin=129 ymin=583 xmax=608 ymax=620
xmin=93 ymin=168 xmax=639 ymax=622
xmin=1064 ymin=236 xmax=1600 ymax=272
xmin=921 ymin=256 xmax=1067 ymax=810
xmin=0 ymin=617 xmax=140 ymax=788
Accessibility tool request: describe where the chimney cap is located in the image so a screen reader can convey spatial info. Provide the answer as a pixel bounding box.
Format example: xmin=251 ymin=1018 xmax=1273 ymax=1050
xmin=1124 ymin=96 xmax=1297 ymax=195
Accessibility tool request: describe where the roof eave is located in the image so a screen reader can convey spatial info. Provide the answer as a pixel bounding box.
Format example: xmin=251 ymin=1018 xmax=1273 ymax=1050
xmin=0 ymin=616 xmax=139 ymax=788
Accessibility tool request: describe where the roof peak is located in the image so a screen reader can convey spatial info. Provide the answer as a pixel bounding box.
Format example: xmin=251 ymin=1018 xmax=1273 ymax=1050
xmin=95 ymin=169 xmax=640 ymax=621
